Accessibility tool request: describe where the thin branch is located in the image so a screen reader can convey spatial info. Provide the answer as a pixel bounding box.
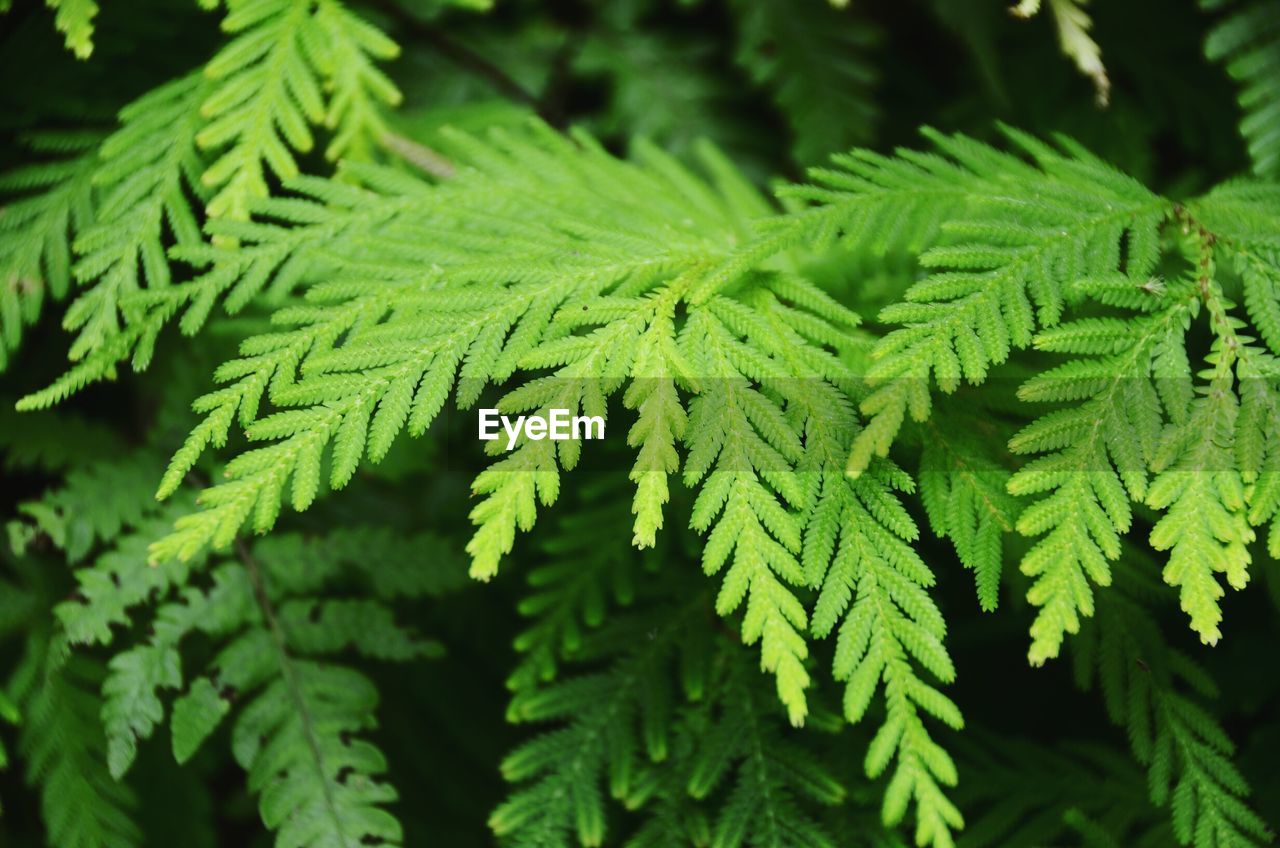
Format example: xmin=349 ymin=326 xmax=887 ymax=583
xmin=370 ymin=0 xmax=561 ymax=126
xmin=379 ymin=130 xmax=455 ymax=178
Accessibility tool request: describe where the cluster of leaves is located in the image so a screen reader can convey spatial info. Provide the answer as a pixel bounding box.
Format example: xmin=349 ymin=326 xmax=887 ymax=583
xmin=1 ymin=1 xmax=1279 ymax=848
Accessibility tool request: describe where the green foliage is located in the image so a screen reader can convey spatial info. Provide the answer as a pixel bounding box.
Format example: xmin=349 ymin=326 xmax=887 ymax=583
xmin=917 ymin=411 xmax=1019 ymax=612
xmin=956 ymin=735 xmax=1168 ymax=847
xmin=10 ymin=454 xmax=164 ymax=563
xmin=198 ymin=0 xmax=401 ymax=221
xmin=66 ymin=525 xmax=452 ymax=846
xmin=0 ymin=133 xmax=98 ymax=372
xmin=1203 ymin=0 xmax=1280 ymax=178
xmin=496 ymin=529 xmax=846 ymax=848
xmin=2 ymin=3 xmax=1279 ymax=848
xmin=14 ymin=650 xmax=140 ymax=848
xmin=806 ymin=458 xmax=963 ymax=844
xmin=1071 ymin=552 xmax=1272 ymax=846
xmin=574 ymin=19 xmax=747 ymax=161
xmin=44 ymin=0 xmax=101 ymax=59
xmin=730 ymin=0 xmax=880 ymax=164
xmin=134 ymin=129 xmax=873 ymax=741
xmin=65 ymin=73 xmax=210 ymax=361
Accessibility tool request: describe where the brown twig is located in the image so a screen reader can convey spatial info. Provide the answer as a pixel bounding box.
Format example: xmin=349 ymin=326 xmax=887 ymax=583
xmin=379 ymin=130 xmax=455 ymax=178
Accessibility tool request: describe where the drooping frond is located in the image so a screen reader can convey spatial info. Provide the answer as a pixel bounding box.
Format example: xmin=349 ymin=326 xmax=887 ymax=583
xmin=1011 ymin=0 xmax=1109 ymax=105
xmin=142 ymin=127 xmax=867 ymax=731
xmin=1203 ymin=0 xmax=1280 ymax=177
xmin=506 ymin=483 xmax=642 ymax=696
xmin=198 ymin=0 xmax=401 ymax=221
xmin=1002 ymin=182 xmax=1280 ymax=655
xmin=779 ymin=129 xmax=1280 ymax=660
xmin=496 ymin=558 xmax=846 ymax=848
xmin=1145 ymin=330 xmax=1255 ymax=647
xmin=682 ymin=649 xmax=846 ymax=848
xmin=52 ymin=525 xmax=452 ymax=846
xmin=44 ymin=0 xmax=100 ymax=59
xmin=12 ymin=645 xmax=141 ymax=848
xmin=493 ymin=601 xmax=694 ymax=847
xmin=1070 ymin=553 xmax=1272 ymax=847
xmin=1007 ymin=272 xmax=1197 ymax=662
xmin=0 ymin=133 xmax=98 ymax=371
xmin=806 ymin=457 xmax=964 ymax=847
xmin=63 ymin=73 xmax=210 ymax=361
xmin=841 ymin=128 xmax=1170 ymax=477
xmin=730 ymin=0 xmax=880 ymax=163
xmin=917 ymin=408 xmax=1020 ymax=611
xmin=1189 ymin=180 xmax=1280 ymax=563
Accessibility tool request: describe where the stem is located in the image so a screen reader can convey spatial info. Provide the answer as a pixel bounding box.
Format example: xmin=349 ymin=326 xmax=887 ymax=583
xmin=379 ymin=130 xmax=455 ymax=178
xmin=234 ymin=537 xmax=350 ymax=845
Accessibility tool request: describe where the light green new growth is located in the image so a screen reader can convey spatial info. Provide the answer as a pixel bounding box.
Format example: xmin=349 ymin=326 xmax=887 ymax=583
xmin=198 ymin=0 xmax=401 ymax=221
xmin=800 ymin=127 xmax=1280 ymax=664
xmin=138 ymin=128 xmax=865 ymax=737
xmin=45 ymin=0 xmax=100 ymax=59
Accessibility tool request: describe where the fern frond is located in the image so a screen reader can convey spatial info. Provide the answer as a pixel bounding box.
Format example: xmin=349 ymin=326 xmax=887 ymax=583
xmin=1188 ymin=181 xmax=1280 ymax=565
xmin=12 ymin=644 xmax=141 ymax=848
xmin=63 ymin=72 xmax=210 ymax=360
xmin=45 ymin=0 xmax=100 ymax=59
xmin=957 ymin=735 xmax=1168 ymax=847
xmin=1008 ymin=273 xmax=1198 ymax=662
xmin=56 ymin=528 xmax=445 ymax=846
xmin=807 ymin=457 xmax=964 ymax=847
xmin=143 ymin=130 xmax=863 ymax=731
xmin=492 ymin=600 xmax=695 ymax=847
xmin=1203 ymin=0 xmax=1280 ymax=177
xmin=17 ymin=169 xmax=427 ymax=411
xmin=13 ymin=452 xmax=167 ymax=563
xmin=54 ymin=498 xmax=200 ymax=648
xmin=730 ymin=0 xmax=880 ymax=163
xmin=918 ymin=411 xmax=1020 ymax=611
xmin=507 ymin=485 xmax=640 ymax=696
xmin=1146 ymin=333 xmax=1254 ymax=646
xmin=1071 ymin=554 xmax=1272 ymax=847
xmin=497 ymin=571 xmax=844 ymax=848
xmin=0 ymin=133 xmax=99 ymax=371
xmin=199 ymin=0 xmax=400 ymax=221
xmin=847 ymin=129 xmax=1171 ymax=477
xmin=683 ymin=648 xmax=845 ymax=848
